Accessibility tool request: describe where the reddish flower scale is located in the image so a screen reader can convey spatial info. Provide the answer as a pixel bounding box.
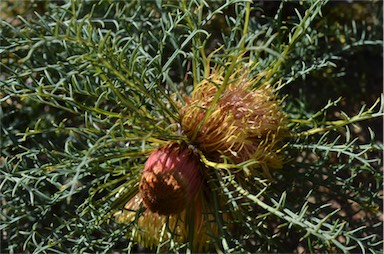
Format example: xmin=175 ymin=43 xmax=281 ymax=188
xmin=139 ymin=143 xmax=202 ymax=215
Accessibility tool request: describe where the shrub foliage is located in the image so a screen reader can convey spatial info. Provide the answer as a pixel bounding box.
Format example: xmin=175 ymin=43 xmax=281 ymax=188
xmin=1 ymin=0 xmax=383 ymax=253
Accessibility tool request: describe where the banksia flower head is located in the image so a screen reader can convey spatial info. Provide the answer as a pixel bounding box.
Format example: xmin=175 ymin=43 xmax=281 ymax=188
xmin=115 ymin=142 xmax=224 ymax=250
xmin=179 ymin=64 xmax=288 ymax=177
xmin=115 ymin=192 xmax=217 ymax=251
xmin=139 ymin=142 xmax=202 ymax=215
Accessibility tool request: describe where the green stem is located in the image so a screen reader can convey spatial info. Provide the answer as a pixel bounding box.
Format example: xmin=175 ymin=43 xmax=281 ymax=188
xmin=232 ymin=180 xmax=346 ymax=249
xmin=266 ymin=0 xmax=325 ymax=83
xmin=293 ymin=97 xmax=382 ymax=136
xmin=180 ymin=0 xmax=207 ymax=87
xmin=241 ymin=1 xmax=251 ymax=50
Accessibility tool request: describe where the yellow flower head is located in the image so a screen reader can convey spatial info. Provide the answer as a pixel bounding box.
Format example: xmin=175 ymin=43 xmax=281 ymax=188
xmin=115 ymin=192 xmax=222 ymax=251
xmin=179 ymin=64 xmax=288 ymax=176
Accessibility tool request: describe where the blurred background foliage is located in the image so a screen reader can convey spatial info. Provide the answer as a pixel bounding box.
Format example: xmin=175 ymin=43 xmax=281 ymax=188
xmin=1 ymin=0 xmax=383 ymax=253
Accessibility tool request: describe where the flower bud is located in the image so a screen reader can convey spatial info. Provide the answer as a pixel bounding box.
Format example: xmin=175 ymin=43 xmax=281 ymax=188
xmin=139 ymin=142 xmax=202 ymax=215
